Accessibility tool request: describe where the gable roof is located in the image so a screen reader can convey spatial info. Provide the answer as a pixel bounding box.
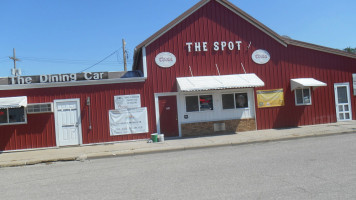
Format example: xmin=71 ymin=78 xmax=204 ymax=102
xmin=283 ymin=37 xmax=356 ymax=59
xmin=135 ymin=0 xmax=287 ymax=50
xmin=133 ymin=0 xmax=356 ymax=69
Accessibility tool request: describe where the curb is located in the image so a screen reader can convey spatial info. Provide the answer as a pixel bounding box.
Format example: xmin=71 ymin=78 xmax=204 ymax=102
xmin=83 ymin=130 xmax=356 ymax=160
xmin=1 ymin=130 xmax=355 ymax=168
xmin=0 ymin=157 xmax=77 ymax=168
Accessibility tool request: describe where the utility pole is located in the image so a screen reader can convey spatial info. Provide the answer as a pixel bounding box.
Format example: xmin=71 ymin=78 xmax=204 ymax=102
xmin=9 ymin=48 xmax=20 ymax=76
xmin=122 ymin=39 xmax=127 ymax=71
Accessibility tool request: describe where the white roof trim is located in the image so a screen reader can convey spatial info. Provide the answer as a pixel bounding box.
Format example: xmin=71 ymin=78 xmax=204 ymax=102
xmin=0 ymin=77 xmax=146 ymax=91
xmin=0 ymin=96 xmax=27 ymax=108
xmin=290 ymin=78 xmax=327 ymax=91
xmin=216 ymin=0 xmax=287 ymax=47
xmin=144 ymin=0 xmax=210 ymax=48
xmin=177 ymin=73 xmax=264 ymax=92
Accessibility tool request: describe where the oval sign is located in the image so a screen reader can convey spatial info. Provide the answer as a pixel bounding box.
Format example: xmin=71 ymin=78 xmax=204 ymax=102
xmin=252 ymin=49 xmax=270 ymax=64
xmin=155 ymin=52 xmax=176 ymax=68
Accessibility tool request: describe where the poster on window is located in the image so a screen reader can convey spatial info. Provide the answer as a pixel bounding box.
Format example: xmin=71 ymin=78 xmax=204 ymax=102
xmin=114 ymin=94 xmax=141 ymax=109
xmin=257 ymin=89 xmax=285 ymax=108
xmin=109 ymin=107 xmax=148 ymax=135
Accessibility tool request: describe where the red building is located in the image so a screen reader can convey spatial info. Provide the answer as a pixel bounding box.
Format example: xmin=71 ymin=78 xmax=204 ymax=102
xmin=1 ymin=0 xmax=356 ymax=151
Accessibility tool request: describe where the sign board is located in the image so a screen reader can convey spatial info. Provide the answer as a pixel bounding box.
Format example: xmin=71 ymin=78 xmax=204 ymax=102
xmin=7 ymin=72 xmax=108 ymax=85
xmin=155 ymin=52 xmax=176 ymax=68
xmin=114 ymin=94 xmax=141 ymax=109
xmin=252 ymin=49 xmax=270 ymax=64
xmin=353 ymin=74 xmax=356 ymax=95
xmin=185 ymin=41 xmax=242 ymax=52
xmin=109 ymin=107 xmax=148 ymax=135
xmin=257 ymin=89 xmax=284 ymax=108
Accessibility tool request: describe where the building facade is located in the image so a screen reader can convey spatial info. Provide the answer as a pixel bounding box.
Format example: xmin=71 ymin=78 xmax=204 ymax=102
xmin=1 ymin=0 xmax=356 ymax=151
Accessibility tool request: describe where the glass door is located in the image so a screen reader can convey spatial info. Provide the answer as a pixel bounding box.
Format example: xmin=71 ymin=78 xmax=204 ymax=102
xmin=334 ymin=83 xmax=352 ymax=121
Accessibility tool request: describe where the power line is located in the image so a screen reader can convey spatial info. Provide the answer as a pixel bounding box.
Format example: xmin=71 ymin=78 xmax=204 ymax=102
xmin=1 ymin=59 xmax=132 ymax=65
xmin=79 ymin=50 xmax=119 ymax=72
xmin=19 ymin=57 xmax=120 ymax=63
xmin=1 ymin=51 xmax=133 ymax=72
xmin=0 ymin=60 xmax=10 ymax=63
xmin=19 ymin=58 xmax=120 ymax=65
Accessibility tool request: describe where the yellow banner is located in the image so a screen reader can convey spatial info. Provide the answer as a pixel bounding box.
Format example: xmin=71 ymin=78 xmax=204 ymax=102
xmin=257 ymin=89 xmax=284 ymax=108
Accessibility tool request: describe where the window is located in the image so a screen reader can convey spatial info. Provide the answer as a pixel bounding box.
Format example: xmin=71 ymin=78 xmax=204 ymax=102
xmin=235 ymin=93 xmax=248 ymax=108
xmin=186 ymin=96 xmax=199 ymax=112
xmin=185 ymin=95 xmax=213 ymax=112
xmin=0 ymin=107 xmax=26 ymax=125
xmin=222 ymin=94 xmax=235 ymax=109
xmin=0 ymin=108 xmax=8 ymax=123
xmin=222 ymin=93 xmax=249 ymax=109
xmin=27 ymin=103 xmax=53 ymax=114
xmin=295 ymin=88 xmax=311 ymax=105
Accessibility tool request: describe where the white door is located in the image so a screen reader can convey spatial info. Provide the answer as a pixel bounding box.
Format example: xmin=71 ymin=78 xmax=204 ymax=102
xmin=334 ymin=83 xmax=352 ymax=121
xmin=54 ymin=99 xmax=82 ymax=146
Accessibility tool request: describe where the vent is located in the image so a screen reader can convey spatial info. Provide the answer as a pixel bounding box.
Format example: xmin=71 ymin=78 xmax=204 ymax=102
xmin=27 ymin=103 xmax=53 ymax=114
xmin=214 ymin=123 xmax=226 ymax=132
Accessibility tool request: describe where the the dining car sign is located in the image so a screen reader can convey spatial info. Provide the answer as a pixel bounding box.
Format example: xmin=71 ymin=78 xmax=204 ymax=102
xmin=1 ymin=0 xmax=356 ymax=151
xmin=7 ymin=72 xmax=108 ymax=85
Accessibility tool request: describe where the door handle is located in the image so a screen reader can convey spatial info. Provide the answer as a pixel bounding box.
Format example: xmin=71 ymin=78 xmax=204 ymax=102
xmin=62 ymin=123 xmax=79 ymax=127
xmin=62 ymin=124 xmax=74 ymax=127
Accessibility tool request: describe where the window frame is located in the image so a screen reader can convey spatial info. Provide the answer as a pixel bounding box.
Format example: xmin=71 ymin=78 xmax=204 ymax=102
xmin=0 ymin=106 xmax=27 ymax=126
xmin=221 ymin=92 xmax=250 ymax=110
xmin=185 ymin=94 xmax=214 ymax=112
xmin=294 ymin=87 xmax=312 ymax=106
xmin=27 ymin=103 xmax=54 ymax=114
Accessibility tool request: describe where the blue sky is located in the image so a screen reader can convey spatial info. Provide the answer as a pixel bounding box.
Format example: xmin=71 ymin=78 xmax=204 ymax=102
xmin=0 ymin=0 xmax=355 ymax=77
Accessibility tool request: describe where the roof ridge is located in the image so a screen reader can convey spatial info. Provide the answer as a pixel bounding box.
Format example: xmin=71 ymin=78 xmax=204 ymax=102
xmin=283 ymin=37 xmax=356 ymax=59
xmin=134 ymin=0 xmax=287 ymax=50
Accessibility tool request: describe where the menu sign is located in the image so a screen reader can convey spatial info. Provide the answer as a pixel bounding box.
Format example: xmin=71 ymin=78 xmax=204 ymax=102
xmin=114 ymin=94 xmax=141 ymax=109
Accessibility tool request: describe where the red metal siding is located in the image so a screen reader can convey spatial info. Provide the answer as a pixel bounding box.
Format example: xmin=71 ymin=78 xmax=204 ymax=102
xmin=2 ymin=0 xmax=356 ymax=151
xmin=0 ymin=82 xmax=155 ymax=151
xmin=144 ymin=0 xmax=356 ymax=130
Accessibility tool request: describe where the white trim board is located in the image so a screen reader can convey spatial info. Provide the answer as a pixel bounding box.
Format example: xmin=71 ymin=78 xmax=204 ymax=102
xmin=0 ymin=77 xmax=146 ymax=91
xmin=142 ymin=47 xmax=148 ymax=78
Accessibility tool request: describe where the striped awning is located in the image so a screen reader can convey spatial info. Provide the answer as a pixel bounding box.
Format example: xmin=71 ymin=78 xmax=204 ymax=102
xmin=0 ymin=96 xmax=27 ymax=108
xmin=177 ymin=73 xmax=264 ymax=92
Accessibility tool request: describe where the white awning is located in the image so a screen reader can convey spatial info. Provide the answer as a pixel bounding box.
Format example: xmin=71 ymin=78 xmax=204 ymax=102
xmin=0 ymin=96 xmax=27 ymax=108
xmin=177 ymin=73 xmax=264 ymax=92
xmin=290 ymin=78 xmax=327 ymax=91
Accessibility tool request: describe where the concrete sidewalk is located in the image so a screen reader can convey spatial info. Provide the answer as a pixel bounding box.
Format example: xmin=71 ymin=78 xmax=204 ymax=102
xmin=1 ymin=121 xmax=356 ymax=168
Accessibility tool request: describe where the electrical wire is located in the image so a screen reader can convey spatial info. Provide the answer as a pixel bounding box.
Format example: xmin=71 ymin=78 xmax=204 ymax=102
xmin=19 ymin=57 xmax=118 ymax=64
xmin=1 ymin=51 xmax=134 ymax=72
xmin=79 ymin=50 xmax=119 ymax=72
xmin=20 ymin=59 xmax=119 ymax=65
xmin=0 ymin=60 xmax=10 ymax=63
